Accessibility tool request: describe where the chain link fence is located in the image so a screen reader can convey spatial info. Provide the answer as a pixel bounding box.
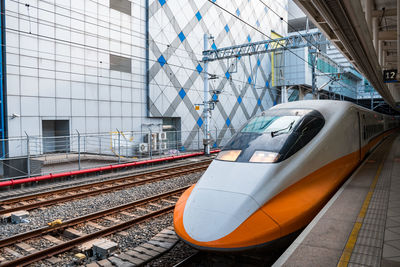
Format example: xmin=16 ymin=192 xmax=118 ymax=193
xmin=1 ymin=129 xmax=230 ymax=181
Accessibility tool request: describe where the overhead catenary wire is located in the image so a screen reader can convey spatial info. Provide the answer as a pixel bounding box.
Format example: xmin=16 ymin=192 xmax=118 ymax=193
xmin=206 ymin=0 xmax=358 ymax=97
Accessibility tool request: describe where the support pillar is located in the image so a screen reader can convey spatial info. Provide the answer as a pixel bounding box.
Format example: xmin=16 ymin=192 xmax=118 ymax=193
xmin=281 ymin=86 xmax=288 ymax=103
xmin=365 ymin=0 xmax=373 ymax=36
xmin=298 ymin=87 xmax=305 ymax=100
xmin=372 ymin=17 xmax=378 ymax=52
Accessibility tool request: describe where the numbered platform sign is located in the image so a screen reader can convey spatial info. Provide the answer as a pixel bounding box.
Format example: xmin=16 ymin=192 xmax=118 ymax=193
xmin=383 ymin=69 xmax=398 ymax=83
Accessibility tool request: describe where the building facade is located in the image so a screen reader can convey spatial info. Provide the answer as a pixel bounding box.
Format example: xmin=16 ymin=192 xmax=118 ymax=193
xmin=3 ymin=0 xmax=288 ymax=157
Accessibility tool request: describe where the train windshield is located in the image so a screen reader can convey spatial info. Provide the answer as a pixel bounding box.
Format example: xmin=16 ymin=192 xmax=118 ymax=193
xmin=217 ymin=109 xmax=325 ymax=163
xmin=241 ymin=116 xmax=301 ymax=135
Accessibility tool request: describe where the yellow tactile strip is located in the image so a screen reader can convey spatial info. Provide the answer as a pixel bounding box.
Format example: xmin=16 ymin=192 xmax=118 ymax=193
xmin=337 ymin=154 xmax=388 ymax=266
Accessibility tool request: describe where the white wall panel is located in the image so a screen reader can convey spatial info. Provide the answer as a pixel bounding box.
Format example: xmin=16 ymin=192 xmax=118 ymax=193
xmin=99 ymin=117 xmax=111 ymax=132
xmin=55 ymin=80 xmax=71 ymax=98
xmin=20 ymin=76 xmax=39 ymax=96
xmin=6 ymin=74 xmax=20 ymax=95
xmin=21 ymin=96 xmax=39 ymax=116
xmin=72 ymin=117 xmax=86 ymax=133
xmin=85 ymin=117 xmax=99 ymax=133
xmin=39 ymin=78 xmax=55 ymax=97
xmin=56 ymin=98 xmax=71 ymax=116
xmin=71 ymin=99 xmax=85 ymax=116
xmin=110 ymin=86 xmax=121 ymax=101
xmin=8 ymin=96 xmax=21 ymax=116
xmin=122 ymin=103 xmax=131 ymax=116
xmin=99 ymin=101 xmax=111 ymax=116
xmin=39 ymin=97 xmax=56 ymax=116
xmin=71 ymin=82 xmax=85 ymax=99
xmin=21 ymin=117 xmax=40 ymax=136
xmin=111 ymin=101 xmax=122 ymax=117
xmin=86 ymin=83 xmax=98 ymax=99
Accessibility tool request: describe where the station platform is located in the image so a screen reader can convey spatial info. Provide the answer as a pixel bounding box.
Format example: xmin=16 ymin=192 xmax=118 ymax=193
xmin=274 ymin=132 xmax=400 ymax=267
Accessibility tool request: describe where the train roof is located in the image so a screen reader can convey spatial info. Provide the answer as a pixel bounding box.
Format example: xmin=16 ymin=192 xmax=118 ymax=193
xmin=270 ymin=100 xmax=391 ymax=118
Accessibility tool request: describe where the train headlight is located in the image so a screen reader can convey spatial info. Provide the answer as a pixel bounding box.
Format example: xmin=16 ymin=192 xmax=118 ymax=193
xmin=249 ymin=151 xmax=280 ymax=163
xmin=216 ymin=150 xmax=241 ymax=161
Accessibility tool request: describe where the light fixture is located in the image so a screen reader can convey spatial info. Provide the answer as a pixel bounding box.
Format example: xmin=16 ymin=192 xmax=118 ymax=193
xmin=249 ymin=151 xmax=280 ymax=163
xmin=11 ymin=113 xmax=20 ymax=119
xmin=216 ymin=150 xmax=241 ymax=162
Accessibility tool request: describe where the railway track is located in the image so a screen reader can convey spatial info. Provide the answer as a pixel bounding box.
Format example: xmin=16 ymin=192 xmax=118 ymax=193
xmin=173 ymin=250 xmax=280 ymax=267
xmin=0 ymin=186 xmax=189 ymax=266
xmin=0 ymin=160 xmax=211 ymax=215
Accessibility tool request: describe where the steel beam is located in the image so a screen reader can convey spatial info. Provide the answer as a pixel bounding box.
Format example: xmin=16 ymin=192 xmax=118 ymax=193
xmin=378 ymin=31 xmax=397 ymax=40
xmin=202 ymin=32 xmax=328 ymax=62
xmin=372 ymin=8 xmax=397 ymax=17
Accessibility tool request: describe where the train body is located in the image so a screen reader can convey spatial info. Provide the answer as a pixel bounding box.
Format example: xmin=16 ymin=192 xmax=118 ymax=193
xmin=173 ymin=100 xmax=399 ymax=251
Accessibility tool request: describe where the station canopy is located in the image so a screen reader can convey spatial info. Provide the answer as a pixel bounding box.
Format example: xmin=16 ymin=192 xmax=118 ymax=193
xmin=295 ymin=0 xmax=400 ymax=111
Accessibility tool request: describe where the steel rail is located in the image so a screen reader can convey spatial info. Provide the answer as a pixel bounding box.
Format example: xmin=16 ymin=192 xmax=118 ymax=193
xmin=0 ymin=186 xmax=189 ymax=249
xmin=0 ymin=162 xmax=209 ymax=215
xmin=0 ymin=205 xmax=176 ymax=267
xmin=0 ymin=159 xmax=210 ymax=205
xmin=172 ymin=252 xmax=201 ymax=267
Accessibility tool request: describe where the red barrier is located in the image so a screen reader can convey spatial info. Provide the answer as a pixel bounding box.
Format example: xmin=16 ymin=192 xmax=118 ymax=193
xmin=0 ymin=150 xmax=220 ymax=188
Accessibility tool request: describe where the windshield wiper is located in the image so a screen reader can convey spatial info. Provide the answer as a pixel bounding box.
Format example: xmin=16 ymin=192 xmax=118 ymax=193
xmin=270 ymin=120 xmax=295 ymax=138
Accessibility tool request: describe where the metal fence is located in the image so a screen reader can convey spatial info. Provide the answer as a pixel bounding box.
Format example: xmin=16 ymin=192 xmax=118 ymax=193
xmin=1 ymin=129 xmax=231 ymax=181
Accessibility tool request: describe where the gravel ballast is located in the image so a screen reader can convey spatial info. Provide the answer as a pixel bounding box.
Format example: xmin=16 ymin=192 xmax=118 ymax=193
xmin=0 ymin=172 xmax=202 ymax=239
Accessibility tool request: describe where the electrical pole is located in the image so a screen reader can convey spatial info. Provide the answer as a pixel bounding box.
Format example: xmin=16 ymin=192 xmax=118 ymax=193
xmin=203 ymin=34 xmax=211 ymax=155
xmin=309 ymin=48 xmax=317 ymax=99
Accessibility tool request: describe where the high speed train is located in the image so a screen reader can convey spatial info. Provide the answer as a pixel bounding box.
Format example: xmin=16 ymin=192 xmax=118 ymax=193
xmin=173 ymin=100 xmax=399 ymax=251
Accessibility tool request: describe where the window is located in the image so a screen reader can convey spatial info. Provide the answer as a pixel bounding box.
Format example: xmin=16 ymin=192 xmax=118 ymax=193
xmin=110 ymin=0 xmax=131 ymax=15
xmin=220 ymin=109 xmax=325 ymax=163
xmin=110 ymin=54 xmax=132 ymax=73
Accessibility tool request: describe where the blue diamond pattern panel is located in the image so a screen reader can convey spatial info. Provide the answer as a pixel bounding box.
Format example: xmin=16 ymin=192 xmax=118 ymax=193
xmin=196 ymin=64 xmax=203 ymax=74
xmin=158 ymin=55 xmax=166 ymax=67
xmin=148 ymin=0 xmax=287 ymax=149
xmin=195 ymin=11 xmax=202 ymax=21
xmin=178 ymin=31 xmax=186 ymax=42
xmin=179 ymin=88 xmax=186 ymax=99
xmin=197 ymin=117 xmax=203 ymax=127
xmin=226 ymin=118 xmax=231 ymax=127
xmin=224 ymin=25 xmax=229 ymax=33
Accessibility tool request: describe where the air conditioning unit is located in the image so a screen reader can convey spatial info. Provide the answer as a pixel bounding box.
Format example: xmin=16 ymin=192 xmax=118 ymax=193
xmin=159 ymin=132 xmax=167 ymax=140
xmin=138 ymin=143 xmax=148 ymax=153
xmin=161 ymin=142 xmax=167 ymax=150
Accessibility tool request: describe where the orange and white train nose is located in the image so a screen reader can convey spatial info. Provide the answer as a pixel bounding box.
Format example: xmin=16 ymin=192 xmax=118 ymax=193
xmin=172 ymin=159 xmax=292 ymax=250
xmin=173 ymin=185 xmax=281 ymax=250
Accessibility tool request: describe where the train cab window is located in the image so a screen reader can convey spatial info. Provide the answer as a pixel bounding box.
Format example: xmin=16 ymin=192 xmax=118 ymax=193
xmin=218 ymin=109 xmax=325 ymax=163
xmin=241 ymin=115 xmax=302 ymax=135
